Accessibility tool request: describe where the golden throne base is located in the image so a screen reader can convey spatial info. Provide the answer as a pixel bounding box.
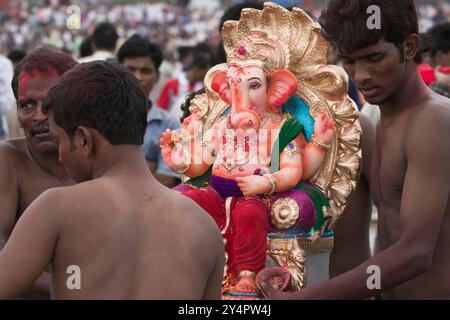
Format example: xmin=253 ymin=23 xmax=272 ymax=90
xmin=222 ymin=235 xmax=334 ymax=300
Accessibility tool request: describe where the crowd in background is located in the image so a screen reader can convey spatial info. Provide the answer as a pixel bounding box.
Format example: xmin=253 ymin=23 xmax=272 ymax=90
xmin=1 ymin=1 xmax=449 ymax=58
xmin=0 ymin=1 xmax=223 ymax=58
xmin=1 ymin=0 xmax=450 ymax=142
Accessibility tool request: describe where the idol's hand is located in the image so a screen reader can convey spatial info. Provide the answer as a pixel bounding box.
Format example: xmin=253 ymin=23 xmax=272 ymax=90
xmin=313 ymin=110 xmax=335 ymax=144
xmin=236 ymin=175 xmax=270 ymax=196
xmin=160 ymin=129 xmax=186 ymax=171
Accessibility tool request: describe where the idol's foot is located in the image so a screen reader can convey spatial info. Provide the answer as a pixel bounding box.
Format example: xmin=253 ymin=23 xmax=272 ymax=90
xmin=232 ymin=276 xmax=258 ymax=294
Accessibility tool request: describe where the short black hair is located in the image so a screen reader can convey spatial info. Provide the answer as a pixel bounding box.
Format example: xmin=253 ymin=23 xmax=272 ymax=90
xmin=7 ymin=49 xmax=26 ymax=64
xmin=319 ymin=0 xmax=418 ymax=55
xmin=79 ymin=36 xmax=93 ymax=58
xmin=43 ymin=61 xmax=147 ymax=146
xmin=190 ymin=53 xmax=211 ymax=70
xmin=218 ymin=1 xmax=264 ymax=32
xmin=91 ymin=22 xmax=118 ymax=51
xmin=215 ymin=1 xmax=264 ymax=64
xmin=427 ymin=22 xmax=450 ymax=58
xmin=11 ymin=46 xmax=77 ymax=100
xmin=181 ymin=88 xmax=205 ymax=122
xmin=117 ymin=35 xmax=163 ymax=70
xmin=177 ymin=46 xmax=194 ymax=62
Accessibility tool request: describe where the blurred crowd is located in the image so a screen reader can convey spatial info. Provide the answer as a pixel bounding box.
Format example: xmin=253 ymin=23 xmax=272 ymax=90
xmin=1 ymin=1 xmax=449 ymax=58
xmin=0 ymin=0 xmax=223 ymax=57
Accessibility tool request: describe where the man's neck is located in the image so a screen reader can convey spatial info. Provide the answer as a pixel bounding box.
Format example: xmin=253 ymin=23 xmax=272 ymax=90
xmin=90 ymin=145 xmax=151 ymax=181
xmin=380 ymin=66 xmax=431 ymax=123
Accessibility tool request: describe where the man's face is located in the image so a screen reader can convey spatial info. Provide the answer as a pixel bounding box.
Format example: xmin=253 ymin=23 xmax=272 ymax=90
xmin=17 ymin=70 xmax=60 ymax=155
xmin=49 ymin=116 xmax=90 ymax=183
xmin=123 ymin=56 xmax=159 ymax=98
xmin=339 ymin=39 xmax=406 ymax=105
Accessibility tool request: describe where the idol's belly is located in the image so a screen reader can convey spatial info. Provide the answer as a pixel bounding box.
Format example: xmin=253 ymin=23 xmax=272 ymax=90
xmin=212 ymin=162 xmax=270 ymax=180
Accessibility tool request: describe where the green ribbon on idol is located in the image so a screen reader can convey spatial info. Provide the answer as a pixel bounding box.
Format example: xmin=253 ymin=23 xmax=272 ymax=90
xmin=269 ymin=118 xmax=329 ymax=234
xmin=186 ymin=166 xmax=213 ymax=188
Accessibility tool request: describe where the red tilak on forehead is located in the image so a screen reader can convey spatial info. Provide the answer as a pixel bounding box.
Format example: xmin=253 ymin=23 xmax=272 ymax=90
xmin=18 ymin=67 xmax=59 ymax=98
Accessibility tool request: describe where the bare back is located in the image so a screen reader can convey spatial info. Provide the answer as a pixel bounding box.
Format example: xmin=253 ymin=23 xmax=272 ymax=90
xmin=372 ymin=93 xmax=450 ymax=299
xmin=51 ymin=175 xmax=224 ymax=299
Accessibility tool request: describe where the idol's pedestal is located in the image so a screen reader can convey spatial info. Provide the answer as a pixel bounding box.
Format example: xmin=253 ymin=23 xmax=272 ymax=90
xmin=266 ymin=233 xmax=334 ymax=289
xmin=222 ymin=233 xmax=334 ymax=300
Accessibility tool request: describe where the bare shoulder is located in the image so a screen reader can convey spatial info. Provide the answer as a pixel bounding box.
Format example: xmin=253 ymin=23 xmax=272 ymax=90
xmin=160 ymin=189 xmax=222 ymax=245
xmin=35 ymin=180 xmax=99 ymax=209
xmin=359 ymin=112 xmax=376 ymax=152
xmin=359 ymin=113 xmax=374 ymax=134
xmin=408 ymin=93 xmax=450 ymax=137
xmin=0 ymin=138 xmax=29 ymax=165
xmin=21 ymin=186 xmax=66 ymax=222
xmin=405 ymin=93 xmax=450 ymax=158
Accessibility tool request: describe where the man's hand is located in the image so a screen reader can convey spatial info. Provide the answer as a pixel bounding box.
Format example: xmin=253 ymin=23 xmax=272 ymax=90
xmin=257 ymin=280 xmax=298 ymax=300
xmin=256 ymin=267 xmax=298 ymax=300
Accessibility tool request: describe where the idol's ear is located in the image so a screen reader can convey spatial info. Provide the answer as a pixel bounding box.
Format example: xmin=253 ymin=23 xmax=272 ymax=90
xmin=211 ymin=70 xmax=231 ymax=105
xmin=267 ymin=69 xmax=298 ymax=108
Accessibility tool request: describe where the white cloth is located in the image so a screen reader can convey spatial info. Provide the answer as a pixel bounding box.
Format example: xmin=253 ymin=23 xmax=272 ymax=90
xmin=77 ymin=50 xmax=115 ymax=63
xmin=360 ymin=103 xmax=381 ymax=128
xmin=0 ymin=55 xmax=15 ymax=136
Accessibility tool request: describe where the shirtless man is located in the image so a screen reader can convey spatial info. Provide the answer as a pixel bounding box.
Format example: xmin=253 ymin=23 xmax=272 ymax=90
xmin=0 ymin=61 xmax=224 ymax=299
xmin=0 ymin=47 xmax=77 ymax=298
xmin=260 ymin=0 xmax=450 ymax=299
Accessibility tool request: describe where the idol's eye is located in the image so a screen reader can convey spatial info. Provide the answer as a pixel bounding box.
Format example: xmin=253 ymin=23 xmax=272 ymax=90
xmin=250 ymin=82 xmax=262 ymax=90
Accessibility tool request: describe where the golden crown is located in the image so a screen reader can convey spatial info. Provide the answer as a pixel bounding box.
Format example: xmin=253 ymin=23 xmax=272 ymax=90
xmin=227 ymin=29 xmax=290 ymax=72
xmin=222 ymin=2 xmax=328 ymax=74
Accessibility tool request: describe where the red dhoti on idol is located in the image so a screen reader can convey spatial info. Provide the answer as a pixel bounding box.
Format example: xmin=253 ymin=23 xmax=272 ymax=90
xmin=177 ymin=174 xmax=317 ymax=289
xmin=181 ymin=176 xmax=269 ymax=283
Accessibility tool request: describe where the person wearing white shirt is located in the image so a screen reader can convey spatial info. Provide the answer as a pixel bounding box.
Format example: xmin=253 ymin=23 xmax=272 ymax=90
xmin=0 ymin=55 xmax=15 ymax=140
xmin=78 ymin=22 xmax=118 ymax=63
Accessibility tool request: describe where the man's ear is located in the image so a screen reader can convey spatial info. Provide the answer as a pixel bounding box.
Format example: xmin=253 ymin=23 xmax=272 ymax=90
xmin=404 ymin=34 xmax=420 ymax=61
xmin=74 ymin=126 xmax=94 ymax=157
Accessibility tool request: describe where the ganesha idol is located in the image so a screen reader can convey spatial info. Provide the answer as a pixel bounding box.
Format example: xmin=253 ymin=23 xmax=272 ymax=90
xmin=161 ymin=2 xmax=362 ymax=298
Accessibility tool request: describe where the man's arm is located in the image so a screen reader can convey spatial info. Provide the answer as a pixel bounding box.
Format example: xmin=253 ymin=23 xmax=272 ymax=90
xmin=201 ymin=215 xmax=225 ymax=300
xmin=0 ymin=189 xmax=60 ymax=299
xmin=359 ymin=113 xmax=375 ymax=183
xmin=329 ymin=113 xmax=375 ymax=277
xmin=261 ymin=105 xmax=450 ymax=299
xmin=0 ymin=144 xmax=52 ymax=299
xmin=0 ymin=144 xmax=19 ymax=249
